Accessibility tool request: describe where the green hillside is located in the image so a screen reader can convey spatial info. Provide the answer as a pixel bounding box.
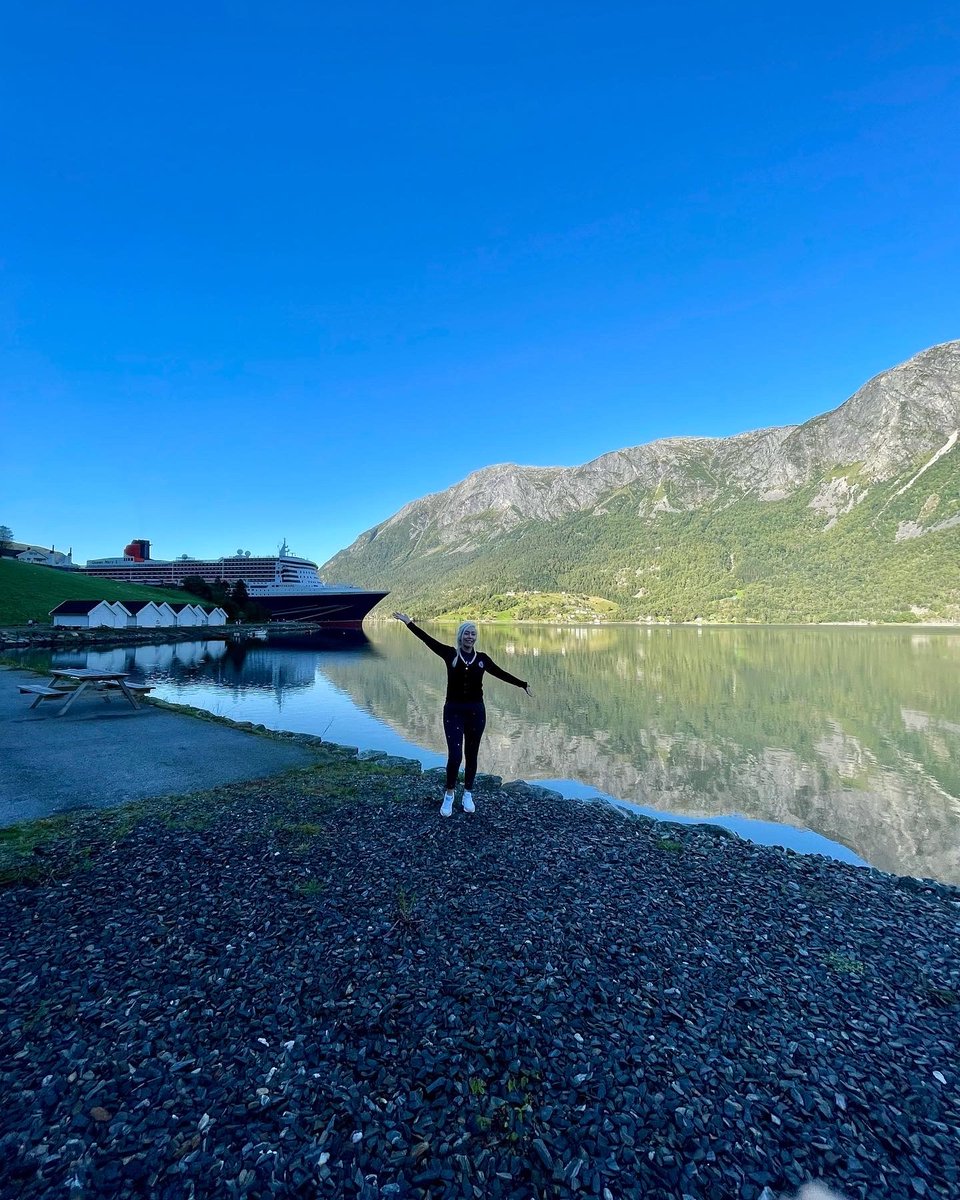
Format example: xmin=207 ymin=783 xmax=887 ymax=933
xmin=0 ymin=559 xmax=206 ymax=626
xmin=327 ymin=450 xmax=960 ymax=624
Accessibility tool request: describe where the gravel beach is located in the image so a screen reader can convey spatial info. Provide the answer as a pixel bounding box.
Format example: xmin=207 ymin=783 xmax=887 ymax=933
xmin=1 ymin=746 xmax=958 ymax=1200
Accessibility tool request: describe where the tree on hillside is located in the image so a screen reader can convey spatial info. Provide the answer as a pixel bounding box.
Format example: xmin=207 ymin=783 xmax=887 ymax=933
xmin=181 ymin=574 xmax=213 ymax=601
xmin=182 ymin=574 xmax=249 ymax=618
xmin=209 ymin=581 xmax=232 ymax=608
xmin=0 ymin=525 xmax=13 ymax=556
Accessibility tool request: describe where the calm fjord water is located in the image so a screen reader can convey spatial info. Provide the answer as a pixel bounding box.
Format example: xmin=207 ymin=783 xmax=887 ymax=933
xmin=18 ymin=624 xmax=960 ymax=884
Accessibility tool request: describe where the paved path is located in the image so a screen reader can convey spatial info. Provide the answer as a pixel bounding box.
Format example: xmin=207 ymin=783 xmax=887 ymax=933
xmin=0 ymin=667 xmax=322 ymax=827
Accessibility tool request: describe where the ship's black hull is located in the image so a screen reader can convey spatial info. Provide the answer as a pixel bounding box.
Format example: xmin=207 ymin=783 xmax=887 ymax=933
xmin=254 ymin=591 xmax=389 ymax=627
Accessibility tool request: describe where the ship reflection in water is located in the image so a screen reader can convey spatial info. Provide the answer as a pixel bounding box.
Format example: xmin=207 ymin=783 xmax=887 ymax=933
xmin=32 ymin=624 xmax=960 ymax=885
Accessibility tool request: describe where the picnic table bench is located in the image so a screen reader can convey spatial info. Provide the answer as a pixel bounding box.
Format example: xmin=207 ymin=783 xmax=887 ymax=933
xmin=19 ymin=685 xmax=75 ymax=709
xmin=103 ymin=681 xmax=153 ymax=697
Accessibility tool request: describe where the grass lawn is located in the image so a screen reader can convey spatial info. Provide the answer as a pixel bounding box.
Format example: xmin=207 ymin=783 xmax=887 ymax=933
xmin=444 ymin=591 xmax=621 ymax=623
xmin=0 ymin=558 xmax=206 ymax=625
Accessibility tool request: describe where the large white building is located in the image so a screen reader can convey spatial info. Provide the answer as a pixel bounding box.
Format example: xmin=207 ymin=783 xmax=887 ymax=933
xmin=13 ymin=543 xmax=74 ymax=567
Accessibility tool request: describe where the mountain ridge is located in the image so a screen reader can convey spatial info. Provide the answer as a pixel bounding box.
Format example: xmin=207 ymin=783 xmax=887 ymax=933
xmin=325 ymin=341 xmax=960 ymax=623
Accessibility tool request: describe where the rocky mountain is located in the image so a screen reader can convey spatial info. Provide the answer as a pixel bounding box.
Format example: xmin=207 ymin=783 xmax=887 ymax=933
xmin=324 ymin=341 xmax=960 ymax=623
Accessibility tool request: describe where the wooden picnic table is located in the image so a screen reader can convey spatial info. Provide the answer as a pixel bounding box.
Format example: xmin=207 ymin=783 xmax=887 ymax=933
xmin=31 ymin=669 xmax=146 ymax=715
xmin=50 ymin=669 xmax=145 ymax=714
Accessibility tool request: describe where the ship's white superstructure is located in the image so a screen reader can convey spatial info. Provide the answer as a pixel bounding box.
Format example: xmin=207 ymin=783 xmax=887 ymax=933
xmin=78 ymin=539 xmax=387 ymax=625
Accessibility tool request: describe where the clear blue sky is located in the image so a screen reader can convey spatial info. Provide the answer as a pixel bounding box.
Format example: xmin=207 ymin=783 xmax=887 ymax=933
xmin=2 ymin=2 xmax=958 ymax=571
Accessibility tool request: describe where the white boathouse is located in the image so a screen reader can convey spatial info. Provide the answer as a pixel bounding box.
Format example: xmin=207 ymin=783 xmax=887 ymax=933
xmin=169 ymin=602 xmax=203 ymax=627
xmin=50 ymin=600 xmax=127 ymax=629
xmin=118 ymin=600 xmax=166 ymax=629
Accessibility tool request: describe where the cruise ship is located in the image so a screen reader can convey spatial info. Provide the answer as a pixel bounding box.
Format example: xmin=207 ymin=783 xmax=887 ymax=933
xmin=77 ymin=539 xmax=388 ymax=626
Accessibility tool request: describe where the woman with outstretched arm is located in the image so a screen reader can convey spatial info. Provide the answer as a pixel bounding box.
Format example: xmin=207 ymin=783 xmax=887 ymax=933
xmin=393 ymin=612 xmax=532 ymax=817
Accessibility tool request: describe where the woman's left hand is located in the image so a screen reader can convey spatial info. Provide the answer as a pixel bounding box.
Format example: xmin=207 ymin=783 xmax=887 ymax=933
xmin=524 ymin=684 xmax=532 ymax=697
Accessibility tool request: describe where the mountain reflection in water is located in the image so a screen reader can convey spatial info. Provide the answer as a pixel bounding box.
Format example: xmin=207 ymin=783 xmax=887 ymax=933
xmin=24 ymin=624 xmax=960 ymax=884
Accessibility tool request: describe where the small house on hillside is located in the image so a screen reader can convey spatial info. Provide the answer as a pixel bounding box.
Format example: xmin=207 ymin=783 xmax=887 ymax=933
xmin=50 ymin=600 xmax=127 ymax=629
xmin=12 ymin=539 xmax=73 ymax=566
xmin=17 ymin=548 xmax=74 ymax=566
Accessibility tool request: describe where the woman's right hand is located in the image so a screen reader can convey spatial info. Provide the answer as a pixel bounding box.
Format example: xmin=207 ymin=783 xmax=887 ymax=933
xmin=393 ymin=612 xmax=412 ymax=625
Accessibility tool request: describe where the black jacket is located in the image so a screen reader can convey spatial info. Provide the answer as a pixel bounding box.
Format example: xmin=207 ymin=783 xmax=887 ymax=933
xmin=407 ymin=622 xmax=527 ymax=703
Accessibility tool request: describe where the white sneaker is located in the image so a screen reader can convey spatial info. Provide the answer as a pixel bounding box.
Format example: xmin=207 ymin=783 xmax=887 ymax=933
xmin=440 ymin=792 xmax=454 ymax=818
xmin=461 ymin=791 xmax=475 ymax=814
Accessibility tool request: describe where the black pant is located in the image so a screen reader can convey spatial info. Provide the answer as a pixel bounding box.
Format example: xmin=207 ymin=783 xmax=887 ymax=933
xmin=442 ymin=701 xmax=486 ymax=790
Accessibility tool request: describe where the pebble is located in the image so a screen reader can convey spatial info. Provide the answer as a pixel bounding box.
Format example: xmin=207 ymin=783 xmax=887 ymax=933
xmin=1 ymin=765 xmax=958 ymax=1199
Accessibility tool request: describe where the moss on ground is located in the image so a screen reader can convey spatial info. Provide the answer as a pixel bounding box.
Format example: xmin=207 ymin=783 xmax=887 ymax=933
xmin=0 ymin=745 xmax=424 ymax=890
